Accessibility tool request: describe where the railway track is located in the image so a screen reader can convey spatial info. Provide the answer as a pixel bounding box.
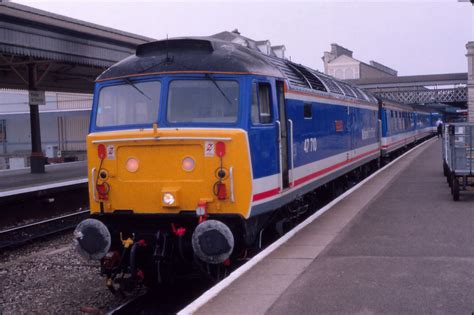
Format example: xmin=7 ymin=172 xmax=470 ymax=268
xmin=106 ymin=278 xmax=214 ymax=315
xmin=0 ymin=210 xmax=90 ymax=250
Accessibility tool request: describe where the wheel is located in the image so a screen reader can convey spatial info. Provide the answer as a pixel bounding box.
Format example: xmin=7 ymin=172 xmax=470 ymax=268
xmin=448 ymin=173 xmax=453 ymax=188
xmin=452 ymin=177 xmax=460 ymax=201
xmin=443 ymin=162 xmax=448 ymax=177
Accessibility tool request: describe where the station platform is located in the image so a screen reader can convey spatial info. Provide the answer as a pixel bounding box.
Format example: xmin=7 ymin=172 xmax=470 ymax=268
xmin=186 ymin=139 xmax=474 ymax=314
xmin=0 ymin=161 xmax=87 ymax=198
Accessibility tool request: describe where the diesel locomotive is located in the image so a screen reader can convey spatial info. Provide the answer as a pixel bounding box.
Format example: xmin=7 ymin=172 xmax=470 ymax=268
xmin=73 ymin=37 xmax=437 ymax=292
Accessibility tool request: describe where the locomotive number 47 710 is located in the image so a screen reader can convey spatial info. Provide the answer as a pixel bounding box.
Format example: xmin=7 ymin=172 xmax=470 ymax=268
xmin=303 ymin=137 xmax=318 ymax=153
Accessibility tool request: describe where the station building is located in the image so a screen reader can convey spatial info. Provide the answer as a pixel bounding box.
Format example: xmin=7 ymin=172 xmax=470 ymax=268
xmin=322 ymin=43 xmax=398 ymax=80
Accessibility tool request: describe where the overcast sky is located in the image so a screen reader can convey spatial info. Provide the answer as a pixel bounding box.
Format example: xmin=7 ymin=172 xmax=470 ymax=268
xmin=15 ymin=0 xmax=474 ymax=76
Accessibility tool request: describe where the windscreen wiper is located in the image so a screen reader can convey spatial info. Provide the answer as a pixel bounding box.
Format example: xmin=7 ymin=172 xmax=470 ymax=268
xmin=205 ymin=73 xmax=233 ymax=106
xmin=124 ymin=77 xmax=151 ymax=100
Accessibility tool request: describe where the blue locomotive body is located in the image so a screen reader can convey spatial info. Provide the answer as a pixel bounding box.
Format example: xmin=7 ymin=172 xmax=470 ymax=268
xmin=75 ymin=37 xmax=438 ymax=289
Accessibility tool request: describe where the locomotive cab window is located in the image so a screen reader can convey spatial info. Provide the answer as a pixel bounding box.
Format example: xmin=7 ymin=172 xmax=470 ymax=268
xmin=167 ymin=79 xmax=239 ymax=123
xmin=251 ymin=82 xmax=273 ymax=124
xmin=96 ymin=80 xmax=161 ymax=128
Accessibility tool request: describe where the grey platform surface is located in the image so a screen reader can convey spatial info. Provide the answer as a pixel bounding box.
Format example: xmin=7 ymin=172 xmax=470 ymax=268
xmin=195 ymin=139 xmax=474 ymax=314
xmin=0 ymin=161 xmax=87 ymax=193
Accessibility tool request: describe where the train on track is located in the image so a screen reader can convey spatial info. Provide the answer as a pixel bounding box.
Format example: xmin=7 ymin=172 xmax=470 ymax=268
xmin=74 ymin=37 xmax=438 ymax=292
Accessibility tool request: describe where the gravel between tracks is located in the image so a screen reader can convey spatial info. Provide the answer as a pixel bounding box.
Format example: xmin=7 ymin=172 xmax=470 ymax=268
xmin=0 ymin=232 xmax=140 ymax=314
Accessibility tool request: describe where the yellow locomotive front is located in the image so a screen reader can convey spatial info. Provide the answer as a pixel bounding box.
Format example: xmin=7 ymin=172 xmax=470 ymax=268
xmin=87 ymin=128 xmax=252 ymax=218
xmin=75 ymin=75 xmax=254 ymax=290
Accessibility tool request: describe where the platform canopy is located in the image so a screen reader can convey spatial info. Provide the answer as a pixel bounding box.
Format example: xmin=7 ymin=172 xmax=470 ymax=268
xmin=0 ymin=1 xmax=154 ymax=173
xmin=0 ymin=1 xmax=154 ymax=93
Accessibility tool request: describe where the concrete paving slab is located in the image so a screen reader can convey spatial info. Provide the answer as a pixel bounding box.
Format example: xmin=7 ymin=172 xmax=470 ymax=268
xmin=228 ymin=273 xmax=297 ymax=295
xmin=268 ymin=245 xmax=325 ymax=259
xmin=252 ymin=258 xmax=313 ymax=276
xmin=288 ymin=229 xmax=338 ymax=246
xmin=197 ymin=293 xmax=279 ymax=315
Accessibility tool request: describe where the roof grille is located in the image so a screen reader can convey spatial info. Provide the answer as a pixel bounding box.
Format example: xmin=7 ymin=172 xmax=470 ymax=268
xmin=265 ymin=56 xmax=310 ymax=89
xmin=352 ymin=87 xmax=367 ymax=100
xmin=338 ymin=82 xmax=356 ymax=98
xmin=262 ymin=55 xmax=377 ymax=104
xmin=312 ymin=72 xmax=344 ymax=95
xmin=287 ymin=63 xmax=326 ymax=92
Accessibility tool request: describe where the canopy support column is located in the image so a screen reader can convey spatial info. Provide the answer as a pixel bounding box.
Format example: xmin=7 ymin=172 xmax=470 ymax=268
xmin=28 ymin=63 xmax=45 ymax=173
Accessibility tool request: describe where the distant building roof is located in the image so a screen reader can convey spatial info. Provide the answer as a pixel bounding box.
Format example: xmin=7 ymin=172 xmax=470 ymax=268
xmin=330 ymin=43 xmax=353 ymax=58
xmin=369 ymin=60 xmax=397 ymax=76
xmin=323 ymin=43 xmax=397 ymax=78
xmin=211 ymin=30 xmax=285 ymax=58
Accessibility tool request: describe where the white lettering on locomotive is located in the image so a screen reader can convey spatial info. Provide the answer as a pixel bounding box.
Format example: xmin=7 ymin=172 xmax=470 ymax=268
xmin=303 ymin=137 xmax=317 ymax=153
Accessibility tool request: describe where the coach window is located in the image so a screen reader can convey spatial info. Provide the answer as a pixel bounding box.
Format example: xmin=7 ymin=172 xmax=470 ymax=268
xmin=251 ymin=82 xmax=273 ymax=124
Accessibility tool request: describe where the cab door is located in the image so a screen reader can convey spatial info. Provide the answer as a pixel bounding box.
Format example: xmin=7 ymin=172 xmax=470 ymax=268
xmin=276 ymin=81 xmax=290 ymax=189
xmin=248 ymin=80 xmax=280 ymax=197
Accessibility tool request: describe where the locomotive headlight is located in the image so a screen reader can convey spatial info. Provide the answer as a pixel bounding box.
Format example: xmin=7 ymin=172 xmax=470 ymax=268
xmin=163 ymin=192 xmax=175 ymax=205
xmin=125 ymin=158 xmax=139 ymax=173
xmin=182 ymin=157 xmax=195 ymax=172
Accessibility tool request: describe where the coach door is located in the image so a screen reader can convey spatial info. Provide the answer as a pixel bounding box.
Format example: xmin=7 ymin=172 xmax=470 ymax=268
xmin=276 ymin=81 xmax=290 ymax=189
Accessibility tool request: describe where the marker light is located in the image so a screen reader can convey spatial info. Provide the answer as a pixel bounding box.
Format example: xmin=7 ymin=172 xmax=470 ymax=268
xmin=182 ymin=157 xmax=195 ymax=172
xmin=125 ymin=158 xmax=139 ymax=173
xmin=98 ymin=144 xmax=106 ymax=160
xmin=216 ymin=141 xmax=226 ymax=157
xmin=163 ymin=193 xmax=175 ymax=205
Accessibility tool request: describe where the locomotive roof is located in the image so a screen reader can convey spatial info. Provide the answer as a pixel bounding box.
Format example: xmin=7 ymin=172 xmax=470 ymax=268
xmin=97 ymin=37 xmax=377 ymax=105
xmin=97 ymin=37 xmax=283 ymax=80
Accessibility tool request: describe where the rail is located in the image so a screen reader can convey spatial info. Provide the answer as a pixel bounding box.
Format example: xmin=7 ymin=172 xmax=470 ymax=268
xmin=0 ymin=210 xmax=90 ymax=250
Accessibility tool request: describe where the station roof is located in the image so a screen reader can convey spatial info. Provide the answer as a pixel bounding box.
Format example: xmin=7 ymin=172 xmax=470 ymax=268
xmin=348 ymin=72 xmax=468 ymax=88
xmin=0 ymin=2 xmax=154 ymax=93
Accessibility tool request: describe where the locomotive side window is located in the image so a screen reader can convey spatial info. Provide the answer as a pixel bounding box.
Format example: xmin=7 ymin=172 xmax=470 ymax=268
xmin=251 ymin=82 xmax=273 ymax=124
xmin=304 ymin=103 xmax=312 ymax=119
xmin=96 ymin=80 xmax=161 ymax=128
xmin=167 ymin=80 xmax=239 ymax=123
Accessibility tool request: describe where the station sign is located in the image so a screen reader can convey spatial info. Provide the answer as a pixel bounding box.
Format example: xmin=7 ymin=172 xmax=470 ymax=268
xmin=29 ymin=90 xmax=46 ymax=105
